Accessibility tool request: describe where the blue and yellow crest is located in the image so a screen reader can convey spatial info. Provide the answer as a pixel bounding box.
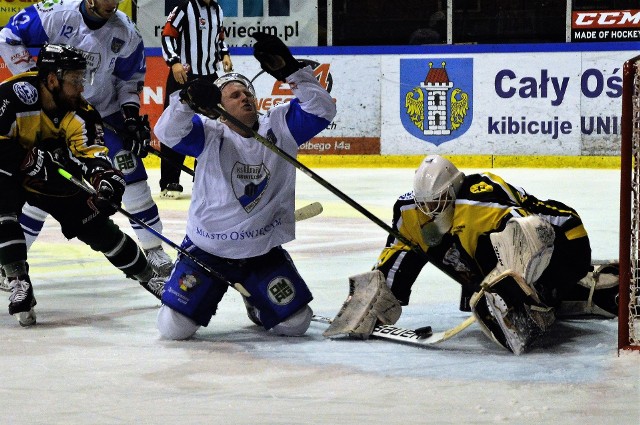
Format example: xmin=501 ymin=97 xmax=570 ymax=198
xmin=400 ymin=58 xmax=473 ymax=145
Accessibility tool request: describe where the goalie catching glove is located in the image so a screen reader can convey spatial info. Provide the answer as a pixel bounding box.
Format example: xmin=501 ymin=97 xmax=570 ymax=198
xmin=323 ymin=270 xmax=402 ymax=339
xmin=179 ymin=78 xmax=222 ymax=118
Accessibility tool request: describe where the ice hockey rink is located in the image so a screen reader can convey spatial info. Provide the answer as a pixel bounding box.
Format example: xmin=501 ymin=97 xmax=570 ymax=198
xmin=1 ymin=166 xmax=638 ymax=424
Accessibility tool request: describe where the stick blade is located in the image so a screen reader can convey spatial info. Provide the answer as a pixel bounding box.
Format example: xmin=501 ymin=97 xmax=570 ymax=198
xmin=294 ymin=202 xmax=323 ymax=222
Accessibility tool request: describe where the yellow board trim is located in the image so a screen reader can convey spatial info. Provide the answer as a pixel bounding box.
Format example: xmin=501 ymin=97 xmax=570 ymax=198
xmin=143 ymin=154 xmax=620 ymax=169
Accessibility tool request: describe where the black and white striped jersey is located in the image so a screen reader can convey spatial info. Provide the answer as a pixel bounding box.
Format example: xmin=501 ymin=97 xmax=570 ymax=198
xmin=161 ymin=0 xmax=229 ymax=76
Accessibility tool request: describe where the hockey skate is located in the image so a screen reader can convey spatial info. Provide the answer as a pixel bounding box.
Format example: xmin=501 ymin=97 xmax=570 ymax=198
xmin=471 ymin=271 xmax=553 ymax=355
xmin=482 ymin=291 xmax=549 ymax=355
xmin=145 ymin=246 xmax=174 ymax=276
xmin=160 ymin=183 xmax=183 ymax=199
xmin=8 ymin=277 xmax=37 ymax=326
xmin=141 ymin=276 xmax=167 ymax=301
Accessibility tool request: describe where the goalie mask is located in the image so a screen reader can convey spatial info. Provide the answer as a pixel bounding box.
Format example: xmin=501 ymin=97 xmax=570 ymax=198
xmin=413 ymin=155 xmax=465 ymax=245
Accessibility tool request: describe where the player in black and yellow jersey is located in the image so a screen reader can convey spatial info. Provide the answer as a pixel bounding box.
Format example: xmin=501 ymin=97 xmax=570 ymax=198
xmin=0 ymin=44 xmax=165 ymax=326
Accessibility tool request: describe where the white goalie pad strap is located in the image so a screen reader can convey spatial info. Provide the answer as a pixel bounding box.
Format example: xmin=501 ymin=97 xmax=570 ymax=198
xmin=490 ymin=216 xmax=555 ymax=285
xmin=558 ymin=263 xmax=619 ymax=318
xmin=323 ymin=270 xmax=402 ymax=339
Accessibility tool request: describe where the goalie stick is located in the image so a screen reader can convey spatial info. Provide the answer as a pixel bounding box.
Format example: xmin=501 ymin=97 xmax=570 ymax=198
xmin=312 ymin=314 xmax=476 ymax=347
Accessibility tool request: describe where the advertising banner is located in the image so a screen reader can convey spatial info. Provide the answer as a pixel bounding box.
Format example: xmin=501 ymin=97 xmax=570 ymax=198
xmin=0 ymin=0 xmax=134 ymax=26
xmin=0 ymin=44 xmax=632 ymax=157
xmin=137 ymin=0 xmax=322 ymax=48
xmin=382 ymin=48 xmax=631 ymax=156
xmin=572 ymin=9 xmax=640 ymax=42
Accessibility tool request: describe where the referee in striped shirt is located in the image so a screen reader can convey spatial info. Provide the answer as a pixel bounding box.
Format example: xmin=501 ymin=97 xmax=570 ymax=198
xmin=159 ymin=0 xmax=233 ymax=198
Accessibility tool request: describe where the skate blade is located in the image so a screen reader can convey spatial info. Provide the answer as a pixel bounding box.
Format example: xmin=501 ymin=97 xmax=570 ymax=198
xmin=15 ymin=309 xmax=36 ymax=327
xmin=160 ymin=190 xmax=181 ymax=199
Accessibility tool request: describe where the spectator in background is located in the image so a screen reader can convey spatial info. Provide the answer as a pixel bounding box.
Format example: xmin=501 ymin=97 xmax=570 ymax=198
xmin=159 ymin=0 xmax=233 ymax=199
xmin=409 ymin=28 xmax=442 ymax=45
xmin=409 ymin=11 xmax=446 ymax=45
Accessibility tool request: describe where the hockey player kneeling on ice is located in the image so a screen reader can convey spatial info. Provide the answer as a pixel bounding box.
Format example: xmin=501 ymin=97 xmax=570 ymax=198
xmin=153 ymin=32 xmax=336 ymax=339
xmin=334 ymin=155 xmax=618 ymax=354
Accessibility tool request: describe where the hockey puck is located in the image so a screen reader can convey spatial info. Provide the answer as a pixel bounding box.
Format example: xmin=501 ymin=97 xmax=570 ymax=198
xmin=414 ymin=326 xmax=433 ymax=338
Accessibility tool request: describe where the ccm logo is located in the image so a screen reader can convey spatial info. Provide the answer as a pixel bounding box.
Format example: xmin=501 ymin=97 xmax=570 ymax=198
xmin=573 ymin=10 xmax=640 ymax=28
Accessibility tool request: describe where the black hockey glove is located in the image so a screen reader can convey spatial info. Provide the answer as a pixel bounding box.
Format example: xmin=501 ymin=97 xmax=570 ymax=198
xmin=179 ymin=78 xmax=222 ymax=118
xmin=20 ymin=145 xmax=66 ymax=181
xmin=252 ymin=31 xmax=303 ymax=82
xmin=123 ymin=114 xmax=151 ymax=158
xmin=89 ymin=168 xmax=126 ymax=216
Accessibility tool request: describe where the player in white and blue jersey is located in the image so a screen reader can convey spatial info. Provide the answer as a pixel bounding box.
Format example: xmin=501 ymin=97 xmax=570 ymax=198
xmin=154 ymin=32 xmax=336 ymax=340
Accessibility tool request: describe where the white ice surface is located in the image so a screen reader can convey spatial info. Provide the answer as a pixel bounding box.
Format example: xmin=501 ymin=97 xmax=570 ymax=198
xmin=1 ymin=167 xmax=638 ymax=425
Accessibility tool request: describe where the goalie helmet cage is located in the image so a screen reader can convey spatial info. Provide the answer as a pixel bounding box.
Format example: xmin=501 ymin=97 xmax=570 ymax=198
xmin=619 ymin=54 xmax=640 ymax=352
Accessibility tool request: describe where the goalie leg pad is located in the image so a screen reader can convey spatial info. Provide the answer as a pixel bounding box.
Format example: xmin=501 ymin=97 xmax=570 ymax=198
xmin=490 ymin=216 xmax=555 ymax=285
xmin=323 ymin=270 xmax=402 ymax=339
xmin=471 ymin=270 xmax=554 ymax=355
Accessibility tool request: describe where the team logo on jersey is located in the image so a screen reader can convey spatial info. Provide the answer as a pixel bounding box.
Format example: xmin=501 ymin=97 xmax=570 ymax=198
xmin=179 ymin=273 xmax=200 ymax=292
xmin=267 ymin=277 xmax=295 ymax=305
xmin=199 ymin=17 xmax=207 ymax=30
xmin=231 ymin=161 xmax=270 ymax=213
xmin=10 ymin=50 xmax=31 ymax=66
xmin=36 ymin=0 xmax=62 ymax=13
xmin=111 ymin=38 xmax=125 ymax=54
xmin=470 ymin=181 xmax=493 ymax=194
xmin=400 ymin=58 xmax=473 ymax=146
xmin=13 ymin=81 xmax=38 ymax=105
xmin=113 ymin=150 xmax=138 ymax=175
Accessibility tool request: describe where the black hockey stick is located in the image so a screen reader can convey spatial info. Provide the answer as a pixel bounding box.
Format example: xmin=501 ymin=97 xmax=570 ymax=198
xmin=102 ymin=121 xmax=196 ymax=178
xmin=56 ymin=168 xmax=251 ymax=297
xmin=211 ymin=103 xmax=425 ymax=256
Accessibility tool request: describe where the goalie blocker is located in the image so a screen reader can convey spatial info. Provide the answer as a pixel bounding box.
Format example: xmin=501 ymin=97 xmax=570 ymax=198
xmin=323 ymin=270 xmax=402 ymax=339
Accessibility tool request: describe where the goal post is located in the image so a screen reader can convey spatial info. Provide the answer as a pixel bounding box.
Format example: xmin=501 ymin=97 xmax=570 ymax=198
xmin=619 ymin=54 xmax=640 ymax=352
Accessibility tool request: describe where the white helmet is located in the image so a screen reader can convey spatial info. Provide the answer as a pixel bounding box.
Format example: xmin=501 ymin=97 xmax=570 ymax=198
xmin=413 ymin=155 xmax=465 ymax=245
xmin=214 ymin=72 xmax=256 ymax=98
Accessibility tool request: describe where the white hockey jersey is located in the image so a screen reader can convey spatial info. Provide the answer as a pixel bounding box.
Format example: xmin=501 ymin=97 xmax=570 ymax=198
xmin=155 ymin=66 xmax=336 ymax=259
xmin=0 ymin=0 xmax=145 ymax=117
